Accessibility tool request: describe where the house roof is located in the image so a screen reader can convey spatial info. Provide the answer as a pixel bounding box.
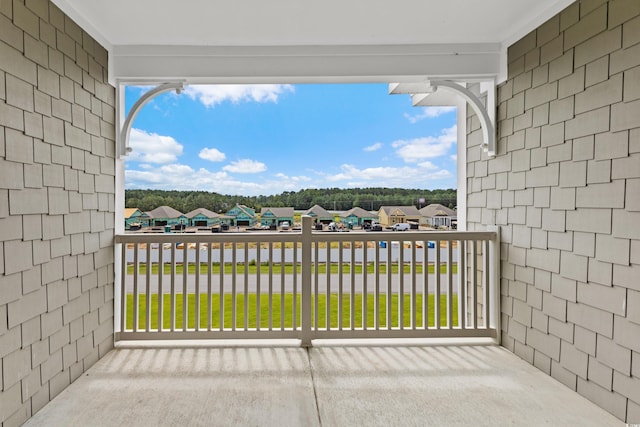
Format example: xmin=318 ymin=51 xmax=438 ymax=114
xmin=340 ymin=207 xmax=376 ymax=218
xmin=261 ymin=207 xmax=295 ymax=218
xmin=228 ymin=204 xmax=256 ymax=218
xmin=185 ymin=208 xmax=219 ymax=219
xmin=419 ymin=204 xmax=456 ymax=218
xmin=124 ymin=208 xmax=141 ymax=219
xmin=303 ymin=205 xmax=333 ymax=219
xmin=146 ymin=206 xmax=184 ymax=219
xmin=379 ymin=206 xmax=421 ymax=217
xmin=53 ymin=0 xmax=573 ymax=84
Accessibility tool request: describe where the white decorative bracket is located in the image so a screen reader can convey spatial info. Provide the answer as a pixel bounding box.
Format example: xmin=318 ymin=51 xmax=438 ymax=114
xmin=428 ymin=80 xmax=496 ymax=157
xmin=117 ymin=82 xmax=185 ymax=158
xmin=390 ymin=80 xmax=496 ymax=157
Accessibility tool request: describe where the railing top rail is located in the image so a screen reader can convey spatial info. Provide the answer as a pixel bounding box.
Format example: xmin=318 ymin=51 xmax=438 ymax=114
xmin=310 ymin=231 xmax=497 ymax=242
xmin=115 ymin=232 xmax=304 ymax=244
xmin=115 ymin=230 xmax=497 ymax=244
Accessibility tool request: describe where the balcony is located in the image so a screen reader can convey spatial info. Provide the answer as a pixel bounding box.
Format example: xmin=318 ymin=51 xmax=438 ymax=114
xmin=22 ymin=219 xmax=621 ymax=425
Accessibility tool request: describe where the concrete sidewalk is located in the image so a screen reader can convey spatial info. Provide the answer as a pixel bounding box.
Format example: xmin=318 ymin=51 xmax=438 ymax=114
xmin=25 ymin=342 xmax=623 ymax=426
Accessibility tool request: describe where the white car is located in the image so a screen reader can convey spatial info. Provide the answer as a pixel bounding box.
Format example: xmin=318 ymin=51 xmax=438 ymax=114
xmin=392 ymin=223 xmax=410 ymax=231
xmin=280 ymin=221 xmax=290 ymax=230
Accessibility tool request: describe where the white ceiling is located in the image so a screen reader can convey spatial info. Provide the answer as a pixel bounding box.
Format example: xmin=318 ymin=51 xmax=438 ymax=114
xmin=52 ymin=0 xmax=574 ymax=83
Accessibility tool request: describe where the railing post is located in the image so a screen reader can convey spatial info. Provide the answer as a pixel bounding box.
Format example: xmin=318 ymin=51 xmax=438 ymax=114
xmin=300 ymin=215 xmax=313 ymax=347
xmin=487 ymin=225 xmax=501 ymax=344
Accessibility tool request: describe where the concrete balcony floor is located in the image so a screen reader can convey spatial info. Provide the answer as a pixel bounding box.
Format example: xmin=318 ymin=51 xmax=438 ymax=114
xmin=25 ymin=340 xmax=623 ymax=426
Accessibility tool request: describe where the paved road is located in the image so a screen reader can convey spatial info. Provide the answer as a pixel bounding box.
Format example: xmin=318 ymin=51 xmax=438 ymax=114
xmin=123 ymin=273 xmax=460 ymax=294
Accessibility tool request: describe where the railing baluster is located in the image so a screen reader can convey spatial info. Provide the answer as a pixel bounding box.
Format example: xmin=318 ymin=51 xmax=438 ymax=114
xmin=398 ymin=240 xmax=404 ymax=330
xmin=314 ymin=241 xmax=319 ymax=331
xmin=386 ymin=241 xmax=392 ymax=329
xmin=447 ymin=240 xmax=453 ymax=329
xmin=459 ymin=240 xmax=466 ymax=329
xmin=422 ymin=238 xmax=428 ymax=330
xmin=410 ymin=240 xmax=416 ymax=330
xmin=292 ymin=241 xmax=297 ymax=330
xmin=338 ymin=241 xmax=343 ymax=331
xmin=484 ymin=239 xmax=491 ymax=329
xmin=244 ymin=243 xmax=249 ymax=331
xmin=132 ymin=243 xmax=139 ymax=332
xmin=374 ymin=239 xmax=380 ymax=331
xmin=434 ymin=240 xmax=440 ymax=330
xmin=195 ymin=242 xmax=201 ymax=331
xmin=232 ymin=242 xmax=237 ymax=331
xmin=268 ymin=242 xmax=273 ymax=331
xmin=256 ymin=241 xmax=261 ymax=331
xmin=170 ymin=244 xmax=176 ymax=332
xmin=362 ymin=238 xmax=368 ymax=330
xmin=182 ymin=243 xmax=188 ymax=331
xmin=326 ymin=240 xmax=331 ymax=330
xmin=207 ymin=243 xmax=212 ymax=331
xmin=120 ymin=243 xmax=126 ymax=333
xmin=281 ymin=243 xmax=285 ymax=330
xmin=158 ymin=242 xmax=164 ymax=332
xmin=219 ymin=242 xmax=224 ymax=331
xmin=471 ymin=240 xmax=478 ymax=329
xmin=145 ymin=243 xmax=151 ymax=332
xmin=350 ymin=242 xmax=355 ymax=329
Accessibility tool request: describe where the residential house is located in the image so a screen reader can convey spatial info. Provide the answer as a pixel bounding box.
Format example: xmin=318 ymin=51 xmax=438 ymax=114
xmin=146 ymin=206 xmax=187 ymax=229
xmin=419 ymin=204 xmax=457 ymax=228
xmin=185 ymin=208 xmax=220 ymax=227
xmin=124 ymin=208 xmax=144 ymax=230
xmin=303 ymin=204 xmax=334 ymax=224
xmin=225 ymin=204 xmax=257 ymax=227
xmin=339 ymin=207 xmax=378 ymax=227
xmin=260 ymin=207 xmax=295 ymax=227
xmin=377 ymin=206 xmax=421 ymax=226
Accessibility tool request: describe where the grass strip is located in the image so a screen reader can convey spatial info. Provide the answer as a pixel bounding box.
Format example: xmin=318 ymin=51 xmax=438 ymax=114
xmin=126 ymin=293 xmax=458 ymax=330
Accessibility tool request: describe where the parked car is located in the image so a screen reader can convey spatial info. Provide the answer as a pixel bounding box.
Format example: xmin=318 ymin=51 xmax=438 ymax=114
xmin=392 ymin=223 xmax=410 ymax=231
xmin=280 ymin=221 xmax=290 ymax=230
xmin=370 ymin=222 xmax=383 ymax=231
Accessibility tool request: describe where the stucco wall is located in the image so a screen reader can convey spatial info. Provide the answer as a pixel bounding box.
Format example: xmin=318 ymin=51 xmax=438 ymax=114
xmin=0 ymin=0 xmax=115 ymax=424
xmin=467 ymin=0 xmax=640 ymax=422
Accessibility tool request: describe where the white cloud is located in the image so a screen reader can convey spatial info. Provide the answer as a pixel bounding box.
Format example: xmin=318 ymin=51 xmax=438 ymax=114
xmin=223 ymin=159 xmax=267 ymax=174
xmin=128 ymin=128 xmax=183 ymax=164
xmin=126 ymin=164 xmax=261 ymax=193
xmin=363 ymin=142 xmax=383 ymax=152
xmin=404 ymin=106 xmax=456 ymax=123
xmin=184 ymin=84 xmax=294 ymax=108
xmin=392 ymin=125 xmax=457 ymax=163
xmin=199 ymin=147 xmax=226 ymax=162
xmin=325 ymin=163 xmax=452 ymax=188
xmin=417 ymin=161 xmax=438 ymax=170
xmin=450 ymin=154 xmax=458 ymax=162
xmin=274 ymin=173 xmax=312 ymax=183
xmin=125 ymin=163 xmax=319 ymax=196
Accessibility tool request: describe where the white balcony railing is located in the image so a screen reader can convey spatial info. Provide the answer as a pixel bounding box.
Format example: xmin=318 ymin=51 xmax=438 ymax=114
xmin=114 ymin=217 xmax=500 ymax=345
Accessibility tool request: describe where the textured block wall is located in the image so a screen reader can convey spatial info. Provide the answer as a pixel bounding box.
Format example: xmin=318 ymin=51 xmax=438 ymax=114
xmin=467 ymin=0 xmax=640 ymax=422
xmin=0 ymin=0 xmax=115 ymax=424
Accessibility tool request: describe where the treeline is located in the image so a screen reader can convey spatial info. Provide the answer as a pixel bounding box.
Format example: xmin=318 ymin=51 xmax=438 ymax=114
xmin=125 ymin=188 xmax=457 ymax=213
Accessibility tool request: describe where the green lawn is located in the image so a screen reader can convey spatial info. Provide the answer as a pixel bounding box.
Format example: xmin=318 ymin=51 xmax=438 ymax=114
xmin=126 ymin=262 xmax=457 ymax=275
xmin=126 ymin=293 xmax=458 ymax=330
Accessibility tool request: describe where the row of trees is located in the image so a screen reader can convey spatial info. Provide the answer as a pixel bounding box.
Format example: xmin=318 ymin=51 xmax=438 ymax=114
xmin=125 ymin=188 xmax=457 ymax=213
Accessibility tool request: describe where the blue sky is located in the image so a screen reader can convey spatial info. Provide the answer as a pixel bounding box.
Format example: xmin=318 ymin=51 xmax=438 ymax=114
xmin=125 ymin=84 xmax=457 ymax=196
